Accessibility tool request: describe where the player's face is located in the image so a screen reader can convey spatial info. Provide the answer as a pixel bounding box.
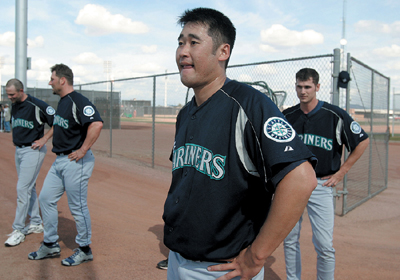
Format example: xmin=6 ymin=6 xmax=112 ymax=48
xmin=176 ymin=22 xmax=222 ymax=90
xmin=49 ymin=71 xmax=62 ymax=95
xmin=6 ymin=85 xmax=24 ymax=103
xmin=296 ymin=78 xmax=320 ymax=105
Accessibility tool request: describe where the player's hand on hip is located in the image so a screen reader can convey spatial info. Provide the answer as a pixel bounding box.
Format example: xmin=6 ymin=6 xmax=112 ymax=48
xmin=208 ymin=246 xmax=263 ymax=280
xmin=68 ymin=149 xmax=86 ymax=162
xmin=322 ymin=171 xmax=345 ymax=188
xmin=31 ymin=140 xmax=44 ymax=150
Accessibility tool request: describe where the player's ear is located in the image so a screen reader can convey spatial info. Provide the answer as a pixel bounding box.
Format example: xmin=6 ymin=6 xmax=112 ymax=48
xmin=316 ymin=83 xmax=320 ymax=92
xmin=218 ymin=43 xmax=230 ymax=63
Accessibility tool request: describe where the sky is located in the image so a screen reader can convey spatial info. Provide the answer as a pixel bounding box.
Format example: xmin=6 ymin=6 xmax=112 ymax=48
xmin=0 ymin=0 xmax=399 ymax=105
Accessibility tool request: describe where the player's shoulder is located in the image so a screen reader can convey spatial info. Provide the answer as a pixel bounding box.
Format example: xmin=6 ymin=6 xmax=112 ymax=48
xmin=27 ymin=95 xmax=52 ymax=109
xmin=282 ymin=104 xmax=301 ymax=116
xmin=67 ymin=91 xmax=95 ymax=107
xmin=223 ymin=80 xmax=263 ymax=97
xmin=222 ymin=80 xmax=276 ymax=109
xmin=68 ymin=91 xmax=89 ymax=102
xmin=321 ymin=102 xmax=350 ymax=118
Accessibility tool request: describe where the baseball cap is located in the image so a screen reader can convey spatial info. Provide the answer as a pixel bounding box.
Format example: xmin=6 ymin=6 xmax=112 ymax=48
xmin=338 ymin=71 xmax=351 ymax=88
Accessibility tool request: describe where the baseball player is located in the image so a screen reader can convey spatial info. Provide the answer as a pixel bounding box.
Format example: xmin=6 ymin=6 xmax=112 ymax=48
xmin=283 ymin=68 xmax=369 ymax=280
xmin=4 ymin=79 xmax=54 ymax=247
xmin=28 ymin=64 xmax=103 ymax=266
xmin=162 ymin=8 xmax=318 ymax=280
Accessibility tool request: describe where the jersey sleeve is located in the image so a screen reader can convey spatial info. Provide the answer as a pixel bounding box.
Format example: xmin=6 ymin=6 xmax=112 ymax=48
xmin=74 ymin=94 xmax=103 ymax=125
xmin=340 ymin=109 xmax=369 ymax=152
xmin=33 ymin=97 xmax=55 ymax=127
xmin=241 ymin=86 xmax=317 ymax=189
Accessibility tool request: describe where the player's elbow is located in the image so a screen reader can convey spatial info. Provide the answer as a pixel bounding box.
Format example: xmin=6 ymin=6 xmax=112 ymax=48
xmin=91 ymin=121 xmax=103 ymax=130
xmin=296 ymin=161 xmax=318 ymax=194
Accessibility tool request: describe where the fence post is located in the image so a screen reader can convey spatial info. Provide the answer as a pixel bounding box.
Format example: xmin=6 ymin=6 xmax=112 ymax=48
xmin=392 ymin=88 xmax=395 ymax=138
xmin=110 ymin=81 xmax=113 ymax=158
xmin=341 ymin=53 xmax=352 ymax=215
xmin=385 ymin=80 xmax=391 ymax=188
xmin=152 ymin=76 xmax=156 ymax=168
xmin=368 ymin=71 xmax=374 ymax=198
xmin=332 ymin=48 xmax=341 ymax=106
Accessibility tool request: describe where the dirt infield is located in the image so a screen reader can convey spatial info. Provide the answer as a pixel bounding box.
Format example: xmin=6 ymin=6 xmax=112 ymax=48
xmin=0 ymin=127 xmax=399 ymax=279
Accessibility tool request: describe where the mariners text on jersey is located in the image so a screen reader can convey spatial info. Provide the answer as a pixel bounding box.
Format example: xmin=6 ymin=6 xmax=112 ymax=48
xmin=53 ymin=114 xmax=69 ymax=129
xmin=172 ymin=143 xmax=226 ymax=180
xmin=298 ymin=133 xmax=333 ymax=151
xmin=12 ymin=118 xmax=34 ymax=129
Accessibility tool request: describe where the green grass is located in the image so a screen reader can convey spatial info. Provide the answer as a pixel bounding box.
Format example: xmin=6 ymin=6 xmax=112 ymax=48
xmin=389 ymin=134 xmax=400 ymax=142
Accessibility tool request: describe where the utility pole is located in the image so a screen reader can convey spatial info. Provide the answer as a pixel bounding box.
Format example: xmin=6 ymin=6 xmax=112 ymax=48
xmin=15 ymin=0 xmax=28 ymax=87
xmin=340 ymin=0 xmax=347 ymax=70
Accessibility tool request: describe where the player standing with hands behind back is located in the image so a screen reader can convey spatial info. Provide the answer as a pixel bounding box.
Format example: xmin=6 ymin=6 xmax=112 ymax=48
xmin=28 ymin=64 xmax=103 ymax=266
xmin=163 ymin=8 xmax=318 ymax=280
xmin=283 ymin=68 xmax=369 ymax=280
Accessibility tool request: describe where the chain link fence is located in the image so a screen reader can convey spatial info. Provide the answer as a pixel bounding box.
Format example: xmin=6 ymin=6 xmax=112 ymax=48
xmin=1 ymin=48 xmax=390 ymax=215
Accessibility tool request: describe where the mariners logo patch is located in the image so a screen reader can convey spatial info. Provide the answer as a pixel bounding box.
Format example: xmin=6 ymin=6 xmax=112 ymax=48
xmin=83 ymin=106 xmax=95 ymax=117
xmin=46 ymin=106 xmax=56 ymax=115
xmin=350 ymin=121 xmax=362 ymax=134
xmin=264 ymin=117 xmax=295 ymax=142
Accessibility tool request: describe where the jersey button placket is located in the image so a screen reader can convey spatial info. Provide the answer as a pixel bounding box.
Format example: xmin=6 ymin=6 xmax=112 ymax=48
xmin=189 ymin=114 xmax=196 ymax=142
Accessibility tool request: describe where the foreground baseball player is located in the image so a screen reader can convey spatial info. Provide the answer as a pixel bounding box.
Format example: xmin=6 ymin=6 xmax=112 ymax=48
xmin=283 ymin=68 xmax=369 ymax=279
xmin=28 ymin=64 xmax=103 ymax=266
xmin=162 ymin=8 xmax=318 ymax=280
xmin=4 ymin=79 xmax=54 ymax=247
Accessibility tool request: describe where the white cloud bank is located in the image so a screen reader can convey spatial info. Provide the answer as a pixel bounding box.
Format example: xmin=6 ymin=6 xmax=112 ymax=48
xmin=75 ymin=4 xmax=149 ymax=36
xmin=0 ymin=32 xmax=44 ymax=48
xmin=373 ymin=44 xmax=400 ymax=57
xmin=259 ymin=24 xmax=324 ymax=52
xmin=0 ymin=32 xmax=14 ymax=46
xmin=73 ymin=52 xmax=103 ymax=65
xmin=355 ymin=20 xmax=400 ymax=37
xmin=141 ymin=45 xmax=157 ymax=54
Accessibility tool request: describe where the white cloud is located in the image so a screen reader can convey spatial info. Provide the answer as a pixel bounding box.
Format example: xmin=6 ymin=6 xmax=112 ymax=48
xmin=1 ymin=32 xmax=44 ymax=48
xmin=0 ymin=32 xmax=15 ymax=46
xmin=259 ymin=44 xmax=278 ymax=53
xmin=28 ymin=36 xmax=44 ymax=48
xmin=355 ymin=20 xmax=391 ymax=34
xmin=387 ymin=61 xmax=400 ymax=70
xmin=135 ymin=62 xmax=162 ymax=73
xmin=141 ymin=45 xmax=157 ymax=53
xmin=355 ymin=20 xmax=400 ymax=38
xmin=73 ymin=52 xmax=103 ymax=65
xmin=75 ymin=4 xmax=149 ymax=36
xmin=260 ymin=24 xmax=324 ymax=48
xmin=373 ymin=44 xmax=400 ymax=57
xmin=32 ymin=58 xmax=52 ymax=71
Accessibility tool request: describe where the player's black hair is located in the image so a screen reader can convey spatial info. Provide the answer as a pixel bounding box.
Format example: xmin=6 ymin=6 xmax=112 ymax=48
xmin=51 ymin=64 xmax=74 ymax=85
xmin=178 ymin=7 xmax=236 ymax=68
xmin=5 ymin=78 xmax=24 ymax=92
xmin=296 ymin=68 xmax=319 ymax=85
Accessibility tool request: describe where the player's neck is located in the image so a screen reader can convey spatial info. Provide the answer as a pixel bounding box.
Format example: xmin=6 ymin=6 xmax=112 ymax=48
xmin=194 ymin=74 xmax=226 ymax=106
xmin=20 ymin=93 xmax=28 ymax=102
xmin=300 ymin=98 xmax=319 ymax=114
xmin=59 ymin=86 xmax=75 ymax=98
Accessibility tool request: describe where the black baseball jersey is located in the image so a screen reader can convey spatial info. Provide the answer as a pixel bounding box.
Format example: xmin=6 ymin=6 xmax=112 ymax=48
xmin=52 ymin=91 xmax=103 ymax=153
xmin=163 ymin=79 xmax=316 ymax=262
xmin=283 ymin=101 xmax=368 ymax=177
xmin=11 ymin=94 xmax=55 ymax=146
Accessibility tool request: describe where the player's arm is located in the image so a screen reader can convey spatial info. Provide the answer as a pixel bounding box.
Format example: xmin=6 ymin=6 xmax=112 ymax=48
xmin=68 ymin=121 xmax=103 ymax=162
xmin=32 ymin=126 xmax=54 ymax=150
xmin=208 ymin=161 xmax=317 ymax=280
xmin=322 ymin=137 xmax=369 ymax=187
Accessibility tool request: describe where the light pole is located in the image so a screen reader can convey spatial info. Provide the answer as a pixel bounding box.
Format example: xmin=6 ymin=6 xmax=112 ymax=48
xmin=340 ymin=0 xmax=347 ymax=70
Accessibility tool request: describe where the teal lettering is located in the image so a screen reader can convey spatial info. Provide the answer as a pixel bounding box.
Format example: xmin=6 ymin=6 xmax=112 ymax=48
xmin=172 ymin=144 xmax=226 ymax=180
